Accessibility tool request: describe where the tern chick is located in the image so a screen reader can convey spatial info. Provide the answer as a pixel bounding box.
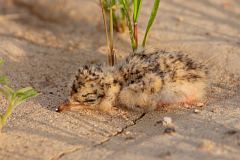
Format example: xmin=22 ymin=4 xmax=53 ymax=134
xmin=57 ymin=50 xmax=208 ymax=112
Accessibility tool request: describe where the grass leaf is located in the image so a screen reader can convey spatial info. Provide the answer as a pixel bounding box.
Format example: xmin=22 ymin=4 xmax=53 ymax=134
xmin=142 ymin=0 xmax=160 ymax=47
xmin=120 ymin=0 xmax=136 ymax=50
xmin=133 ymin=0 xmax=142 ymax=23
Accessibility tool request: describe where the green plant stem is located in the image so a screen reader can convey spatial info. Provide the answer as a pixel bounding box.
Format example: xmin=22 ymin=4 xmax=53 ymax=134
xmin=100 ymin=0 xmax=109 ymax=47
xmin=0 ymin=115 xmax=2 ymax=130
xmin=0 ymin=100 xmax=15 ymax=131
xmin=133 ymin=22 xmax=138 ymax=49
xmin=100 ymin=0 xmax=114 ymax=66
xmin=121 ymin=0 xmax=136 ymax=51
xmin=126 ymin=15 xmax=136 ymax=51
xmin=133 ymin=0 xmax=142 ymax=22
xmin=133 ymin=0 xmax=142 ymax=51
xmin=109 ymin=4 xmax=115 ymax=66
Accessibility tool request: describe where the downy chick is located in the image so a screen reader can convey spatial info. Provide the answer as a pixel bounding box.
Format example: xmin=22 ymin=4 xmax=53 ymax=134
xmin=57 ymin=50 xmax=208 ymax=112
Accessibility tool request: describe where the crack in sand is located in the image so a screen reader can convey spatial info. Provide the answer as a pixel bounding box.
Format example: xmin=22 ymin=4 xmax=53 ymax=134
xmin=50 ymin=147 xmax=83 ymax=160
xmin=49 ymin=113 xmax=146 ymax=160
xmin=94 ymin=112 xmax=146 ymax=146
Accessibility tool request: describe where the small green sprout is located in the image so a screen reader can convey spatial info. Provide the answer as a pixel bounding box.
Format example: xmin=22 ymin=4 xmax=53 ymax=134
xmin=0 ymin=59 xmax=38 ymax=131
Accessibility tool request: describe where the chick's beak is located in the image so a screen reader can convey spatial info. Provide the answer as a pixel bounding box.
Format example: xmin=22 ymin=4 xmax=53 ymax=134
xmin=56 ymin=101 xmax=93 ymax=113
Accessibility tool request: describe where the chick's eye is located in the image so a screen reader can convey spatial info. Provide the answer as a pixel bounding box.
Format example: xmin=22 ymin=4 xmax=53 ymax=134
xmin=82 ymin=93 xmax=98 ymax=103
xmin=82 ymin=93 xmax=95 ymax=97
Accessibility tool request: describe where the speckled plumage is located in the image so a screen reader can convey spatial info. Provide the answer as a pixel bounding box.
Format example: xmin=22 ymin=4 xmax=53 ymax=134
xmin=57 ymin=50 xmax=208 ymax=112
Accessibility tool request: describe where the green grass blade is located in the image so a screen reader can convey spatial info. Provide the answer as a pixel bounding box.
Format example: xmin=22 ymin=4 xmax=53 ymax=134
xmin=142 ymin=0 xmax=160 ymax=47
xmin=133 ymin=0 xmax=142 ymax=23
xmin=133 ymin=0 xmax=138 ymax=21
xmin=133 ymin=0 xmax=142 ymax=50
xmin=109 ymin=1 xmax=115 ymax=66
xmin=120 ymin=0 xmax=136 ymax=50
xmin=100 ymin=0 xmax=111 ymax=64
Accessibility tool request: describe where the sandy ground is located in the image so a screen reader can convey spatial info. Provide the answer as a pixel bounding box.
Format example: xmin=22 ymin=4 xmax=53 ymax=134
xmin=0 ymin=0 xmax=240 ymax=159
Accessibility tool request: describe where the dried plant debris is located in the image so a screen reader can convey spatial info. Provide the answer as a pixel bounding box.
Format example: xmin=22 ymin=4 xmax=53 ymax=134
xmin=164 ymin=127 xmax=176 ymax=134
xmin=193 ymin=109 xmax=201 ymax=114
xmin=198 ymin=140 xmax=215 ymax=152
xmin=225 ymin=130 xmax=239 ymax=135
xmin=162 ymin=116 xmax=176 ymax=135
xmin=162 ymin=117 xmax=173 ymax=126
